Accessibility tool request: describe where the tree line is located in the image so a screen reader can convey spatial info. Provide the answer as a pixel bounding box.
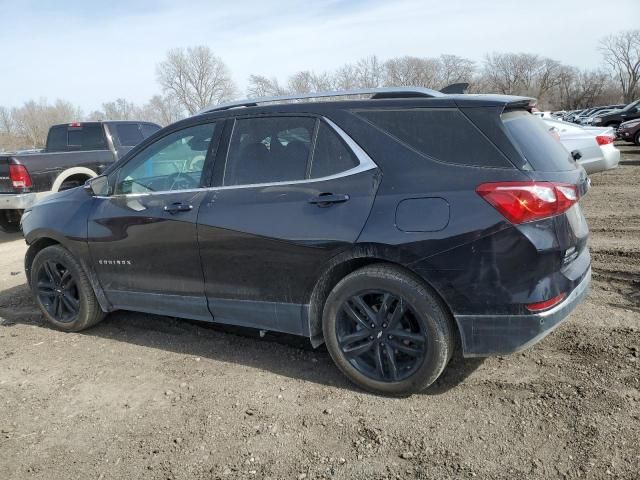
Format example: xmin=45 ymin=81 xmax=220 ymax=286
xmin=1 ymin=29 xmax=638 ymax=151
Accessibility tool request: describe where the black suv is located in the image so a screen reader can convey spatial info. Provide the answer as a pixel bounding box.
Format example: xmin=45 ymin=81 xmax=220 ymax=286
xmin=21 ymin=88 xmax=591 ymax=395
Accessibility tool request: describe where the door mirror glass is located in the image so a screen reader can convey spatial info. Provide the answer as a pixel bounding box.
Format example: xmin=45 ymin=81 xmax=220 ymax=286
xmin=84 ymin=175 xmax=109 ymax=196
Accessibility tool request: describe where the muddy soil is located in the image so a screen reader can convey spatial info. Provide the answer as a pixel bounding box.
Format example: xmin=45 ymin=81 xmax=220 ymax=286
xmin=0 ymin=145 xmax=638 ymax=480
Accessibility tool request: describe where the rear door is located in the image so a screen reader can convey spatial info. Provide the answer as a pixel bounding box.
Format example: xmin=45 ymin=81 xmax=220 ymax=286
xmin=197 ymin=115 xmax=380 ymax=335
xmin=88 ymin=121 xmax=221 ymax=319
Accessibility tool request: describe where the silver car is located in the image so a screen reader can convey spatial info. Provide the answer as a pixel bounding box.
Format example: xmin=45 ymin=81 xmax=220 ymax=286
xmin=544 ymin=119 xmax=620 ymax=174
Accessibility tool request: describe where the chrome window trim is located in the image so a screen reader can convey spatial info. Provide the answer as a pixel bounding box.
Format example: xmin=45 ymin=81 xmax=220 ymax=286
xmin=103 ymin=116 xmax=378 ymax=199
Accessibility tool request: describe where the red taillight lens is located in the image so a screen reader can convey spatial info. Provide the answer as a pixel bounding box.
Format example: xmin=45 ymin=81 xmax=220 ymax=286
xmin=595 ymin=134 xmax=614 ymax=146
xmin=526 ymin=293 xmax=566 ymax=312
xmin=476 ymin=182 xmax=579 ymax=224
xmin=9 ymin=164 xmax=32 ymax=189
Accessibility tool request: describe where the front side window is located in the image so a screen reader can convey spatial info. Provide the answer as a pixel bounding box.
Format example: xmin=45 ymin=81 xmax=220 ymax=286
xmin=223 ymin=116 xmax=315 ymax=186
xmin=115 ymin=123 xmax=216 ymax=195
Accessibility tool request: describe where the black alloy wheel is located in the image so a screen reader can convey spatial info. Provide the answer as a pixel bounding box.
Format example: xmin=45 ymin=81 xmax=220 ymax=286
xmin=336 ymin=291 xmax=427 ymax=382
xmin=36 ymin=260 xmax=80 ymax=323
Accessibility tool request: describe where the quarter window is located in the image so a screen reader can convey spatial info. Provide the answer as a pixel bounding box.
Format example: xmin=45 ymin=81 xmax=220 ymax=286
xmin=115 ymin=123 xmax=216 ymax=194
xmin=310 ymin=122 xmax=359 ymax=178
xmin=223 ymin=117 xmax=315 ymax=186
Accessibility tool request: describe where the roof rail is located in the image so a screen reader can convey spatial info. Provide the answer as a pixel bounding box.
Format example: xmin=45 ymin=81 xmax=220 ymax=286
xmin=197 ymin=87 xmax=444 ymax=115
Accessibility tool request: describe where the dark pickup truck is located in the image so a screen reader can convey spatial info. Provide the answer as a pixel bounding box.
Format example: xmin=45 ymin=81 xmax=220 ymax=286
xmin=0 ymin=120 xmax=160 ymax=231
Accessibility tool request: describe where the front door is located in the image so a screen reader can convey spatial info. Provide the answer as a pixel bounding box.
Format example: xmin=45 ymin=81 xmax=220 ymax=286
xmin=88 ymin=122 xmax=220 ymax=320
xmin=197 ymin=116 xmax=380 ymax=334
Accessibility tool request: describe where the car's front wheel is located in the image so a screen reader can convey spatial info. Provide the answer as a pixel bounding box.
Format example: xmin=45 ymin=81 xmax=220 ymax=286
xmin=31 ymin=245 xmax=105 ymax=331
xmin=634 ymin=130 xmax=640 ymax=146
xmin=323 ymin=264 xmax=456 ymax=396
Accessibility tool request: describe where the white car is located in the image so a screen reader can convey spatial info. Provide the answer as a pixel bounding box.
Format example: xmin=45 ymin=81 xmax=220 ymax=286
xmin=543 ymin=119 xmax=620 ymax=174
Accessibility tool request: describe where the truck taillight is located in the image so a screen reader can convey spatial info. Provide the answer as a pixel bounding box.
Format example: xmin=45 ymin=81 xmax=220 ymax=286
xmin=9 ymin=164 xmax=32 ymax=189
xmin=476 ymin=181 xmax=579 ymax=224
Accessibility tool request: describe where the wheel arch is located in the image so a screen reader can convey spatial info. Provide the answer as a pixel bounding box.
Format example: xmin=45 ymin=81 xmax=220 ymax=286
xmin=25 ymin=237 xmax=112 ymax=313
xmin=51 ymin=167 xmax=97 ymax=192
xmin=305 ymin=243 xmax=457 ymax=347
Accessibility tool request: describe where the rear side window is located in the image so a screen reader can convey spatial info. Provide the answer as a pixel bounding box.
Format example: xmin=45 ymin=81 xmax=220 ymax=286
xmin=356 ymin=108 xmax=511 ymax=168
xmin=310 ymin=123 xmax=359 ymax=178
xmin=224 ymin=116 xmax=315 ymax=186
xmin=46 ymin=126 xmax=67 ymax=152
xmin=501 ymin=111 xmax=574 ymax=172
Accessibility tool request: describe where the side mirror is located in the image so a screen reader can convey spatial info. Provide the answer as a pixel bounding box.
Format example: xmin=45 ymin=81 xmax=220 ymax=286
xmin=84 ymin=175 xmax=109 ymax=196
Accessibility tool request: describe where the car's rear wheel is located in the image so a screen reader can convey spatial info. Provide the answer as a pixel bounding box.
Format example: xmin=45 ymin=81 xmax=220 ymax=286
xmin=323 ymin=264 xmax=455 ymax=396
xmin=31 ymin=245 xmax=105 ymax=331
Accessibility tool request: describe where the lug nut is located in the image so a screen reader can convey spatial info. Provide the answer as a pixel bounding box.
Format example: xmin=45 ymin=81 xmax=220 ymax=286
xmin=388 ymin=335 xmax=393 ymax=340
xmin=382 ymin=323 xmax=388 ymax=328
xmin=370 ymin=323 xmax=376 ymax=329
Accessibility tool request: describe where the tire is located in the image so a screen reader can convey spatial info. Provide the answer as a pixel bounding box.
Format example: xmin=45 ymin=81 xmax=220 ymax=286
xmin=322 ymin=264 xmax=456 ymax=396
xmin=30 ymin=245 xmax=105 ymax=331
xmin=634 ymin=131 xmax=640 ymax=147
xmin=59 ymin=179 xmax=85 ymax=191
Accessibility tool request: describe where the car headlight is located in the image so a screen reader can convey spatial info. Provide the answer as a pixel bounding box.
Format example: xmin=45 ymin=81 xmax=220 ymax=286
xmin=592 ymin=117 xmax=602 ymax=124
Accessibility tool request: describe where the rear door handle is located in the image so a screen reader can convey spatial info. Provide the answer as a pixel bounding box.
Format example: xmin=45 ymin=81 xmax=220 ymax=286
xmin=308 ymin=193 xmax=350 ymax=207
xmin=163 ymin=202 xmax=193 ymax=214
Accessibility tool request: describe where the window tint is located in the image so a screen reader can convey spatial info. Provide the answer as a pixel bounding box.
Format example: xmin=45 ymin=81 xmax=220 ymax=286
xmin=67 ymin=125 xmax=107 ymax=150
xmin=357 ymin=108 xmax=509 ymax=167
xmin=224 ymin=117 xmax=315 ymax=186
xmin=141 ymin=123 xmax=161 ymax=139
xmin=310 ymin=122 xmax=359 ymax=178
xmin=501 ymin=111 xmax=574 ymax=172
xmin=115 ymin=123 xmax=216 ymax=194
xmin=46 ymin=126 xmax=67 ymax=152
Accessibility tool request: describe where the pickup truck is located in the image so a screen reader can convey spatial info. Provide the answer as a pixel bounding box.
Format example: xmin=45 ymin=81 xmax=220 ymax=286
xmin=0 ymin=120 xmax=160 ymax=231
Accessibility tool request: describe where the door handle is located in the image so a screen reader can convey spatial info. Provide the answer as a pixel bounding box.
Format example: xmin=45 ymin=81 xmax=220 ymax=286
xmin=163 ymin=202 xmax=193 ymax=214
xmin=308 ymin=193 xmax=350 ymax=207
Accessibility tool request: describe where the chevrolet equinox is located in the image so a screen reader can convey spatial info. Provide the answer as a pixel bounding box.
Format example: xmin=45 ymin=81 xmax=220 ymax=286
xmin=21 ymin=88 xmax=591 ymax=395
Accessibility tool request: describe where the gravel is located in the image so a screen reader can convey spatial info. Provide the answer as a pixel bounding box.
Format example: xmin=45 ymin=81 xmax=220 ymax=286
xmin=0 ymin=144 xmax=638 ymax=479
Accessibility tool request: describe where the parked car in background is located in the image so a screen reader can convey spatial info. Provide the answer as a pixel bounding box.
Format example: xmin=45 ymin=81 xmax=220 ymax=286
xmin=20 ymin=88 xmax=591 ymax=395
xmin=0 ymin=121 xmax=161 ymax=232
xmin=574 ymin=105 xmax=625 ymax=124
xmin=593 ymin=100 xmax=640 ymax=128
xmin=617 ymin=118 xmax=640 ymax=145
xmin=544 ymin=118 xmax=619 ymax=174
xmin=580 ymin=109 xmax=616 ymax=125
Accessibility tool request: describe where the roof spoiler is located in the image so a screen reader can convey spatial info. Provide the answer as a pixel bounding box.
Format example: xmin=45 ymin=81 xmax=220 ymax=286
xmin=440 ymin=83 xmax=469 ymax=94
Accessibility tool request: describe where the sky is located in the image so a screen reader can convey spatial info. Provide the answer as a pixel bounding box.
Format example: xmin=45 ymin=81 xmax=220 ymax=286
xmin=0 ymin=0 xmax=638 ymax=111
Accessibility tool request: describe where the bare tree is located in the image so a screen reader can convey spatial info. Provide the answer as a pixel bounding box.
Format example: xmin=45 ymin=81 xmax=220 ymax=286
xmin=247 ymin=75 xmax=288 ymax=98
xmin=12 ymin=99 xmax=81 ymax=147
xmin=438 ymin=54 xmax=475 ymax=87
xmin=355 ymin=55 xmax=384 ymax=88
xmin=156 ymin=46 xmax=236 ymax=114
xmin=0 ymin=106 xmax=16 ymax=135
xmin=101 ymin=98 xmax=139 ymax=120
xmin=141 ymin=95 xmax=185 ymax=126
xmin=600 ymin=30 xmax=640 ymax=103
xmin=287 ymin=70 xmax=333 ymax=94
xmin=384 ymin=56 xmax=440 ymax=88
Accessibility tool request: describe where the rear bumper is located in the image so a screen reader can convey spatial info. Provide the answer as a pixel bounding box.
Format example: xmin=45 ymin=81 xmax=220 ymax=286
xmin=0 ymin=192 xmax=37 ymax=210
xmin=579 ymin=145 xmax=620 ymax=174
xmin=455 ymin=267 xmax=591 ymax=357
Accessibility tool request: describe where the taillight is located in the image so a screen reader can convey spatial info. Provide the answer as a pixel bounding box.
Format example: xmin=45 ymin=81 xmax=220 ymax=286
xmin=595 ymin=134 xmax=614 ymax=146
xmin=526 ymin=293 xmax=566 ymax=312
xmin=9 ymin=164 xmax=32 ymax=189
xmin=476 ymin=182 xmax=579 ymax=224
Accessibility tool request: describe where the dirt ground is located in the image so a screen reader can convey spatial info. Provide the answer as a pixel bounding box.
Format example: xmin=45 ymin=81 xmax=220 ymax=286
xmin=1 ymin=146 xmax=639 ymax=480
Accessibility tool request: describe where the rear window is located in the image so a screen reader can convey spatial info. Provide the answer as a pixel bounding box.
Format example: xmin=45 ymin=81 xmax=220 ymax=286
xmin=115 ymin=123 xmax=161 ymax=147
xmin=47 ymin=124 xmax=107 ymax=152
xmin=501 ymin=111 xmax=575 ymax=172
xmin=356 ymin=108 xmax=511 ymax=168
